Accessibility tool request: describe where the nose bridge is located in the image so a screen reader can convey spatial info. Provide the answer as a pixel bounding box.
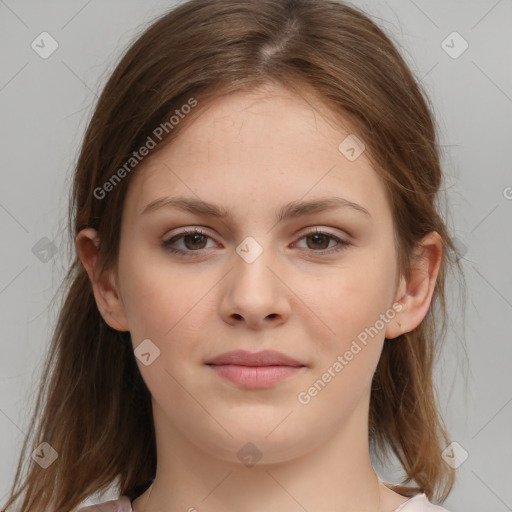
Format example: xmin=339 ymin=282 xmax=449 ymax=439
xmin=233 ymin=235 xmax=278 ymax=297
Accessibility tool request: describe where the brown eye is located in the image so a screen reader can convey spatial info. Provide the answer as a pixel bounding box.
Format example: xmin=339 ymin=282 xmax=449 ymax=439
xmin=294 ymin=229 xmax=351 ymax=255
xmin=182 ymin=233 xmax=208 ymax=250
xmin=305 ymin=233 xmax=331 ymax=250
xmin=162 ymin=227 xmax=351 ymax=257
xmin=163 ymin=228 xmax=214 ymax=254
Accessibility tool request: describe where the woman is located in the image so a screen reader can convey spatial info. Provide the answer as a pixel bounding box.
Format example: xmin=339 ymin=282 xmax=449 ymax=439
xmin=2 ymin=1 xmax=464 ymax=511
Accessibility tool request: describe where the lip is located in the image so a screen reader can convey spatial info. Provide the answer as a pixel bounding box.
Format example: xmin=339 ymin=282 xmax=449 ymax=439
xmin=206 ymin=350 xmax=306 ymax=389
xmin=205 ymin=349 xmax=304 ymax=367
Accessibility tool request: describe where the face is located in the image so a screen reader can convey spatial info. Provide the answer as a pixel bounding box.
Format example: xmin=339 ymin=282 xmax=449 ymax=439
xmin=111 ymin=83 xmax=403 ymax=464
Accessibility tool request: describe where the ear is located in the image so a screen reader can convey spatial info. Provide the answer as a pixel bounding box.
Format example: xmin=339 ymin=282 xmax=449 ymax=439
xmin=76 ymin=227 xmax=129 ymax=332
xmin=385 ymin=231 xmax=443 ymax=340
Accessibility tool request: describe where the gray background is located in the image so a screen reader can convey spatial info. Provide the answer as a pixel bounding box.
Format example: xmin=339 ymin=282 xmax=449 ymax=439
xmin=0 ymin=1 xmax=511 ymax=511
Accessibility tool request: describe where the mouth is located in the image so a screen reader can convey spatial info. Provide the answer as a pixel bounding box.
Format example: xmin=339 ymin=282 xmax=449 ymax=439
xmin=207 ymin=364 xmax=305 ymax=388
xmin=205 ymin=350 xmax=306 ymax=389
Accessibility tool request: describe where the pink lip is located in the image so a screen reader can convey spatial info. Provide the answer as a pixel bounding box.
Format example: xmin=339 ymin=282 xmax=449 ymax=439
xmin=205 ymin=350 xmax=306 ymax=389
xmin=209 ymin=365 xmax=304 ymax=388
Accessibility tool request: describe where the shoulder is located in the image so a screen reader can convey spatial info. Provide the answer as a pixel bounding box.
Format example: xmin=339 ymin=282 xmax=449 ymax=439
xmin=395 ymin=492 xmax=451 ymax=512
xmin=75 ymin=492 xmax=451 ymax=512
xmin=76 ymin=495 xmax=132 ymax=512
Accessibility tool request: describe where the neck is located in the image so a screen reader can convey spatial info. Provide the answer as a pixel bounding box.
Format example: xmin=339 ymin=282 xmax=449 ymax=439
xmin=133 ymin=396 xmax=395 ymax=512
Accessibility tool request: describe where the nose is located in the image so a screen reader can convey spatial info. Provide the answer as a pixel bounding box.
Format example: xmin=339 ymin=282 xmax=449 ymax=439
xmin=218 ymin=242 xmax=291 ymax=330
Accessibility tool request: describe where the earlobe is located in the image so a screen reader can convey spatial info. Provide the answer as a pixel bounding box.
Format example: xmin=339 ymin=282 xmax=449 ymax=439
xmin=76 ymin=228 xmax=130 ymax=332
xmin=385 ymin=231 xmax=443 ymax=340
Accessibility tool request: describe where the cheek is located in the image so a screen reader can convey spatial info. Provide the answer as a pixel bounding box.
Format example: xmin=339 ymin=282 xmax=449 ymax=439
xmin=118 ymin=246 xmax=222 ymax=356
xmin=306 ymin=249 xmax=396 ymax=360
xmin=117 ymin=244 xmax=186 ymax=339
xmin=295 ymin=269 xmax=392 ymax=414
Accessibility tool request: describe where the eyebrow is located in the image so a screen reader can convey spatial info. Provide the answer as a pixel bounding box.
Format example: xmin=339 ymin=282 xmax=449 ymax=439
xmin=141 ymin=195 xmax=371 ymax=222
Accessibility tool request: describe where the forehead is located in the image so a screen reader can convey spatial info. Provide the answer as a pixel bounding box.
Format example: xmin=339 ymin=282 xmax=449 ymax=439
xmin=169 ymin=82 xmax=355 ymax=155
xmin=122 ymin=83 xmax=390 ymax=224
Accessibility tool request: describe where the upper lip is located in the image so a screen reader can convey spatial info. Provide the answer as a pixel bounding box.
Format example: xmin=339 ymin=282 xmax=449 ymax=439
xmin=206 ymin=350 xmax=305 ymax=367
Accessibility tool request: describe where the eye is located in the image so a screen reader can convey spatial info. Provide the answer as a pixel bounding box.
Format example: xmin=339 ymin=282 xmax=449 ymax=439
xmin=162 ymin=227 xmax=351 ymax=256
xmin=293 ymin=227 xmax=351 ymax=255
xmin=163 ymin=228 xmax=216 ymax=254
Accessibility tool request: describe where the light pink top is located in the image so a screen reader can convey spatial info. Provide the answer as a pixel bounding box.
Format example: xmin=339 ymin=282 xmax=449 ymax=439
xmin=77 ymin=492 xmax=451 ymax=511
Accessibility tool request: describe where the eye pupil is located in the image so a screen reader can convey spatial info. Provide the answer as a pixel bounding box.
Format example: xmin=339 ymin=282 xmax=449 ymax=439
xmin=308 ymin=233 xmax=329 ymax=250
xmin=185 ymin=234 xmax=207 ymax=249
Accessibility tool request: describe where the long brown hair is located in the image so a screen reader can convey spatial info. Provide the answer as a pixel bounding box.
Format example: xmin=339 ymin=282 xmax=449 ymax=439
xmin=2 ymin=0 xmax=466 ymax=510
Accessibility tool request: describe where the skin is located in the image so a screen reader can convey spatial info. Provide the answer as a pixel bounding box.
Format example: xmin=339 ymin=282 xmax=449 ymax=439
xmin=77 ymin=82 xmax=442 ymax=512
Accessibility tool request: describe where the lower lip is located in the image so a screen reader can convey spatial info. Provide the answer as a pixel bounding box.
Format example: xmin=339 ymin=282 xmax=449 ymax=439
xmin=208 ymin=364 xmax=304 ymax=388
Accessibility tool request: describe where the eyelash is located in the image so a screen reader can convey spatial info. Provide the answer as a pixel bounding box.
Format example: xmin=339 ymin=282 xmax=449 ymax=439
xmin=162 ymin=227 xmax=351 ymax=256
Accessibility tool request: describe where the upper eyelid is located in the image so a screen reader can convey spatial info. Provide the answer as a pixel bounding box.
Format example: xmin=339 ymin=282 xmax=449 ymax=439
xmin=164 ymin=226 xmax=347 ymax=241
